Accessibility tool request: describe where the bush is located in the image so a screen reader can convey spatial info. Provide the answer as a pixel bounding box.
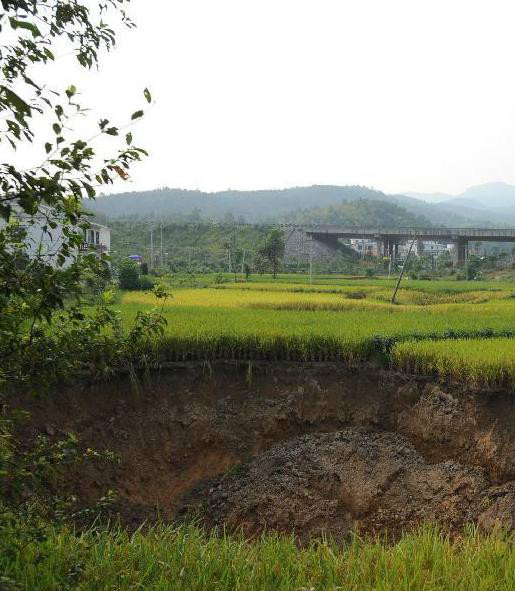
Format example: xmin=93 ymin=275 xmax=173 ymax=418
xmin=118 ymin=261 xmax=155 ymax=291
xmin=118 ymin=261 xmax=141 ymax=290
xmin=139 ymin=276 xmax=155 ymax=290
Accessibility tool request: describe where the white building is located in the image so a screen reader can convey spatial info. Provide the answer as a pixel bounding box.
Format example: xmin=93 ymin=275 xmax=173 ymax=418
xmin=80 ymin=222 xmax=111 ymax=257
xmin=349 ymin=238 xmax=380 ymax=257
xmin=416 ymin=241 xmax=452 ymax=256
xmin=398 ymin=240 xmax=452 ymax=258
xmin=5 ymin=212 xmax=111 ymax=267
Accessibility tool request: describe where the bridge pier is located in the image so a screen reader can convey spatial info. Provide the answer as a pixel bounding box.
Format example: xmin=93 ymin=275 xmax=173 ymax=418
xmin=380 ymin=238 xmax=399 ymax=259
xmin=453 ymin=238 xmax=468 ymax=267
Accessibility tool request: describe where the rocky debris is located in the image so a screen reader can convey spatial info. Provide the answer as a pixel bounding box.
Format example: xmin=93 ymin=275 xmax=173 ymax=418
xmin=185 ymin=428 xmax=491 ymax=540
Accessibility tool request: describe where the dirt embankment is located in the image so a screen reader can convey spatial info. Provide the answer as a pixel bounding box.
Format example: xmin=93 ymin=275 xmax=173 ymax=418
xmin=18 ymin=363 xmax=515 ymax=539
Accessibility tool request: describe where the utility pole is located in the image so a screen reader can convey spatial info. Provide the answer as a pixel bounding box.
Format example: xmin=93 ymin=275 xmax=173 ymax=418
xmin=391 ymin=236 xmax=416 ymax=304
xmin=150 ymin=225 xmax=154 ymax=270
xmin=309 ymin=239 xmax=313 ymax=284
xmin=160 ymin=222 xmax=163 ymax=268
xmin=241 ymin=248 xmax=246 ymax=274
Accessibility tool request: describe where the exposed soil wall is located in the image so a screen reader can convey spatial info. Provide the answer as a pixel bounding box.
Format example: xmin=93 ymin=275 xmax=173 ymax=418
xmin=17 ymin=363 xmax=515 ymax=539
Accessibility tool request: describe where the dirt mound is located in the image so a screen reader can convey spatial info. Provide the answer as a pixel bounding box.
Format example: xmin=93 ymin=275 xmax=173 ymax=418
xmin=183 ymin=428 xmax=510 ymax=540
xmin=15 ymin=363 xmax=515 ymax=538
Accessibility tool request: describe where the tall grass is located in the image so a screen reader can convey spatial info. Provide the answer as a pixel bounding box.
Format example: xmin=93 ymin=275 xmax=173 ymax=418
xmin=392 ymin=338 xmax=515 ymax=388
xmin=2 ymin=523 xmax=515 ymax=591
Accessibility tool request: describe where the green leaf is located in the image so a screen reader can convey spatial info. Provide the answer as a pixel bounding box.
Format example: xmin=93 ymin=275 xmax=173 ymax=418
xmin=9 ymin=17 xmax=41 ymax=37
xmin=144 ymin=88 xmax=152 ymax=103
xmin=82 ymin=182 xmax=96 ymax=198
xmin=131 ymin=110 xmax=144 ymax=120
xmin=1 ymin=87 xmax=32 ymax=115
xmin=52 ymin=123 xmax=61 ymax=135
xmin=45 ymin=142 xmax=52 ymax=154
xmin=105 ymin=127 xmax=118 ymax=136
xmin=65 ymin=85 xmax=77 ymax=99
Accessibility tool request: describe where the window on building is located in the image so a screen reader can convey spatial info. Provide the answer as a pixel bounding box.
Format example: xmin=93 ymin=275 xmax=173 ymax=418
xmin=95 ymin=231 xmax=100 ymax=245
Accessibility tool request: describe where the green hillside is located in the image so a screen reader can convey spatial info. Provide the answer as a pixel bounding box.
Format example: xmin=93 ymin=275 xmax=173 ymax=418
xmin=283 ymin=198 xmax=431 ymax=227
xmin=108 ymin=220 xmax=273 ymax=272
xmin=87 ymin=184 xmax=507 ymax=226
xmin=103 ymin=198 xmax=433 ymax=274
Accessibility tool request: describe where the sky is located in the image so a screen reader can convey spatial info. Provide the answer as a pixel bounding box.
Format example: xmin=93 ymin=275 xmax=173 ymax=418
xmin=16 ymin=0 xmax=515 ymax=196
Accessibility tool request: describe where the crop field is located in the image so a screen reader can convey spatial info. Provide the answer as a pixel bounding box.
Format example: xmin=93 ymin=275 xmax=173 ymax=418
xmin=393 ymin=337 xmax=515 ymax=388
xmin=116 ymin=274 xmax=515 ymax=386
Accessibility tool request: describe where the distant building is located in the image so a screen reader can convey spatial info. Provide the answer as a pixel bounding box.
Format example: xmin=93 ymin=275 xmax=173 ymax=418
xmin=3 ymin=211 xmax=111 ymax=267
xmin=349 ymin=238 xmax=381 ymax=257
xmin=79 ymin=222 xmax=111 ymax=258
xmin=398 ymin=240 xmax=452 ymax=258
xmin=416 ymin=240 xmax=452 ymax=256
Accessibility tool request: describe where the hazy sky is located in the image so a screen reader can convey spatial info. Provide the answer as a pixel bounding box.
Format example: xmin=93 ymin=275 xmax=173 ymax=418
xmin=22 ymin=0 xmax=515 ymax=195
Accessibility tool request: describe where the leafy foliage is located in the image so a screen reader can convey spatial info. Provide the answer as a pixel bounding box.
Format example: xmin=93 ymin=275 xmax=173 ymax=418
xmin=0 ymin=0 xmax=172 ymax=554
xmin=0 ymin=0 xmax=152 ymax=391
xmin=258 ymin=229 xmax=285 ymax=277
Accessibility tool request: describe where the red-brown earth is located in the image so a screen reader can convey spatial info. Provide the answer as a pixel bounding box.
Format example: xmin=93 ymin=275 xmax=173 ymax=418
xmin=17 ymin=362 xmax=515 ymax=540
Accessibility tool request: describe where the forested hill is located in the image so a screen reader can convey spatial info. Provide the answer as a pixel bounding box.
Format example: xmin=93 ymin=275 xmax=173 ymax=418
xmin=282 ymin=199 xmax=431 ymax=227
xmin=87 ymin=184 xmax=504 ymax=227
xmin=88 ymin=185 xmax=385 ymax=222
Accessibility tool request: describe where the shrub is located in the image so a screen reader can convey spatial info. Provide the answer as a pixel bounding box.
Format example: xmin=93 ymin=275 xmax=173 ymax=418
xmin=118 ymin=261 xmax=141 ymax=290
xmin=139 ymin=276 xmax=155 ymax=290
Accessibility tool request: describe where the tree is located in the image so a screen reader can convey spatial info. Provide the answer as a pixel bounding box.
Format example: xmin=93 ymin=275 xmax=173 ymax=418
xmin=0 ymin=1 xmax=151 ymax=388
xmin=259 ymin=229 xmax=285 ymax=278
xmin=118 ymin=260 xmax=141 ymax=290
xmin=0 ymin=2 xmax=177 ymax=547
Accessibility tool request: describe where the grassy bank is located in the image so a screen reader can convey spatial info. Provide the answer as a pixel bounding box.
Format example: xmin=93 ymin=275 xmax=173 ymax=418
xmin=2 ymin=523 xmax=515 ymax=591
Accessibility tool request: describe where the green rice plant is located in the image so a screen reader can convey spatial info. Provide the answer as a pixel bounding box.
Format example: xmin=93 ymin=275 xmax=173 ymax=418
xmin=110 ymin=297 xmax=515 ymax=366
xmin=392 ymin=338 xmax=515 ymax=387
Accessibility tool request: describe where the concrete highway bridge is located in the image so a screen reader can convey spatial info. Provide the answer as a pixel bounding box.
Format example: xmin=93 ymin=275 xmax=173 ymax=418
xmin=282 ymin=225 xmax=515 ymax=265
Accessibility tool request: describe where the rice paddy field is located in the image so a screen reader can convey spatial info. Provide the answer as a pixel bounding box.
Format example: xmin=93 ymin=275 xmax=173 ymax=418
xmin=6 ymin=273 xmax=514 ymax=591
xmin=116 ymin=272 xmax=515 ymax=387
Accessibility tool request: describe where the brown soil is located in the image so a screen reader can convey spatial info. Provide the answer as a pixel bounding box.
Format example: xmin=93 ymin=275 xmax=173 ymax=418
xmin=17 ymin=362 xmax=515 ymax=539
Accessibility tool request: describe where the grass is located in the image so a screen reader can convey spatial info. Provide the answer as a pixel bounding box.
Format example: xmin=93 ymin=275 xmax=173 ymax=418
xmin=3 ymin=523 xmax=515 ymax=591
xmin=165 ymin=271 xmax=514 ymax=292
xmin=393 ymin=337 xmax=515 ymax=388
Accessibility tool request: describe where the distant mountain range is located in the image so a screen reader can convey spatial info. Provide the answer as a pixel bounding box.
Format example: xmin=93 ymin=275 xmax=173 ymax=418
xmin=88 ymin=182 xmax=515 ymax=228
xmin=402 ymin=183 xmax=514 ymax=225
